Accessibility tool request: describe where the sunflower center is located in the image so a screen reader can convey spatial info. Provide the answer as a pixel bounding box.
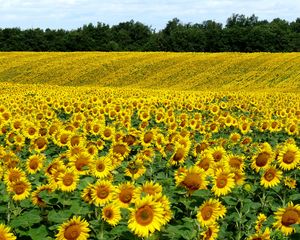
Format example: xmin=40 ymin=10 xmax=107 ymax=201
xmin=97 ymin=187 xmax=109 ymax=199
xmin=63 ymin=174 xmax=74 ymax=186
xmin=60 ymin=134 xmax=69 ymax=144
xmin=173 ymin=148 xmax=185 ymax=161
xmin=255 ymin=152 xmax=270 ymax=167
xmin=36 ymin=137 xmax=47 ymax=149
xmin=201 ymin=206 xmax=213 ymax=220
xmin=28 ymin=127 xmax=36 ymax=135
xmin=29 ymin=159 xmax=39 ymax=170
xmin=212 ymin=152 xmax=222 ymax=162
xmin=264 ymin=169 xmax=275 ymax=182
xmin=71 ymin=136 xmax=80 ymax=146
xmin=104 ymin=129 xmax=111 ymax=137
xmin=229 ymin=157 xmax=242 ymax=169
xmin=119 ymin=189 xmax=133 ymax=203
xmin=198 ymin=158 xmax=210 ymax=171
xmin=13 ymin=182 xmax=27 ymax=195
xmin=216 ymin=175 xmax=228 ymax=188
xmin=113 ymin=144 xmax=127 ymax=155
xmin=75 ymin=157 xmax=89 ymax=171
xmin=123 ymin=135 xmax=136 ymax=146
xmin=104 ymin=209 xmax=113 ymax=219
xmin=204 ymin=228 xmax=213 ymax=240
xmin=64 ymin=224 xmax=81 ymax=240
xmin=283 ymin=150 xmax=295 ymax=164
xmin=135 ymin=205 xmax=154 ymax=226
xmin=143 ymin=132 xmax=153 ymax=143
xmin=182 ymin=173 xmax=202 ymax=190
xmin=281 ymin=209 xmax=299 ymax=226
xmin=96 ymin=162 xmax=105 ymax=172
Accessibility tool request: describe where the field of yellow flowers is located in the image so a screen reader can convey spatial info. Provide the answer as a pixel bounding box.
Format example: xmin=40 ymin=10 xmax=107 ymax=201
xmin=0 ymin=52 xmax=300 ymax=91
xmin=0 ymin=52 xmax=300 ymax=240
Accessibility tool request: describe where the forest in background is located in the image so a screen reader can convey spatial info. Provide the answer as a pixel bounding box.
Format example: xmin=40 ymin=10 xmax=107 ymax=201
xmin=0 ymin=14 xmax=300 ymax=52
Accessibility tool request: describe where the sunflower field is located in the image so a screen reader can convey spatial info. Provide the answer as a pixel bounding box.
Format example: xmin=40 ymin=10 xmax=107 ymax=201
xmin=0 ymin=54 xmax=300 ymax=240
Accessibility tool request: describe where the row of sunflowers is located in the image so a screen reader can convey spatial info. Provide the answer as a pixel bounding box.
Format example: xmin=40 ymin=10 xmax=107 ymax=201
xmin=0 ymin=83 xmax=299 ymax=239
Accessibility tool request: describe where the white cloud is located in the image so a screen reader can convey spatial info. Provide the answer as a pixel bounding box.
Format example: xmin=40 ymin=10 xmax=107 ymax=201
xmin=0 ymin=0 xmax=299 ymax=30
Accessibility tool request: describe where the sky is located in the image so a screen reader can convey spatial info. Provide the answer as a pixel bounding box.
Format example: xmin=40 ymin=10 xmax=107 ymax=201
xmin=0 ymin=0 xmax=299 ymax=30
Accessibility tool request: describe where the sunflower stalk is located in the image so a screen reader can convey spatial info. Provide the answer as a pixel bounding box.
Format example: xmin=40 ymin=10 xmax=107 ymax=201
xmin=234 ymin=199 xmax=244 ymax=240
xmin=7 ymin=198 xmax=11 ymax=224
xmin=99 ymin=220 xmax=104 ymax=240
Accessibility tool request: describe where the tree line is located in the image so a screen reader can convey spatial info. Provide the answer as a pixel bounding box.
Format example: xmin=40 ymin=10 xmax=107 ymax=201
xmin=0 ymin=14 xmax=299 ymax=52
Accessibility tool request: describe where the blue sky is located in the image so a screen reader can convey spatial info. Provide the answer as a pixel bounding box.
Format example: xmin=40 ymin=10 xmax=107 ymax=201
xmin=0 ymin=0 xmax=299 ymax=30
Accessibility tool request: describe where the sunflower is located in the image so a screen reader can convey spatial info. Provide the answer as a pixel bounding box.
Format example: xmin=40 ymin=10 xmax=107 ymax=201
xmin=208 ymin=146 xmax=227 ymax=163
xmin=193 ymin=141 xmax=209 ymax=156
xmin=90 ymin=157 xmax=112 ymax=179
xmin=200 ymin=224 xmax=219 ymax=240
xmin=227 ymin=154 xmax=245 ymax=171
xmin=229 ymin=132 xmax=241 ymax=143
xmin=134 ymin=181 xmax=162 ymax=200
xmin=101 ymin=126 xmax=115 ymax=141
xmin=154 ymin=194 xmax=172 ymax=225
xmin=26 ymin=154 xmax=45 ymax=174
xmin=255 ymin=213 xmax=267 ymax=232
xmin=8 ymin=177 xmax=32 ymax=201
xmin=113 ymin=182 xmax=135 ymax=208
xmin=91 ymin=180 xmax=115 ymax=206
xmin=68 ymin=134 xmax=84 ymax=148
xmin=23 ymin=122 xmax=38 ymax=139
xmin=211 ymin=169 xmax=235 ymax=197
xmin=102 ymin=203 xmax=122 ymax=226
xmin=57 ymin=169 xmax=79 ymax=192
xmin=169 ymin=144 xmax=188 ymax=166
xmin=66 ymin=145 xmax=86 ymax=159
xmin=86 ymin=143 xmax=98 ymax=157
xmin=32 ymin=136 xmax=48 ymax=152
xmin=277 ymin=143 xmax=300 ymax=171
xmin=0 ymin=223 xmax=17 ymax=240
xmin=56 ymin=216 xmax=90 ymax=240
xmin=54 ymin=130 xmax=72 ymax=147
xmin=176 ymin=166 xmax=208 ymax=194
xmin=284 ymin=176 xmax=297 ymax=189
xmin=31 ymin=184 xmax=53 ymax=208
xmin=195 ymin=152 xmax=214 ymax=174
xmin=248 ymin=227 xmax=271 ymax=240
xmin=81 ymin=184 xmax=95 ymax=205
xmin=4 ymin=167 xmax=26 ymax=184
xmin=44 ymin=158 xmax=65 ymax=178
xmin=260 ymin=166 xmax=282 ymax=188
xmin=125 ymin=160 xmax=146 ymax=180
xmin=128 ymin=195 xmax=165 ymax=238
xmin=110 ymin=141 xmax=130 ymax=159
xmin=140 ymin=130 xmax=155 ymax=147
xmin=68 ymin=151 xmax=92 ymax=175
xmin=251 ymin=143 xmax=274 ymax=172
xmin=273 ymin=202 xmax=300 ymax=235
xmin=90 ymin=121 xmax=103 ymax=135
xmin=197 ymin=198 xmax=226 ymax=227
xmin=239 ymin=121 xmax=251 ymax=134
xmin=231 ymin=169 xmax=246 ymax=186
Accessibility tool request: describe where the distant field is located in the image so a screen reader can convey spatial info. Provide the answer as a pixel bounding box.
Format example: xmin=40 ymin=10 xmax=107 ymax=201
xmin=0 ymin=52 xmax=300 ymax=91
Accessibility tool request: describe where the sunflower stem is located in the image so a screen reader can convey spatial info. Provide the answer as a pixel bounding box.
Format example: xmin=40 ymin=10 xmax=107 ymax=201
xmin=99 ymin=220 xmax=104 ymax=240
xmin=7 ymin=198 xmax=11 ymax=224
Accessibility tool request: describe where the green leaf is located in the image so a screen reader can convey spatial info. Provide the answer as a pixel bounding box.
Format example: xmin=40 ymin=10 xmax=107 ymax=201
xmin=48 ymin=210 xmax=72 ymax=224
xmin=222 ymin=196 xmax=238 ymax=206
xmin=289 ymin=194 xmax=300 ymax=201
xmin=27 ymin=225 xmax=48 ymax=240
xmin=10 ymin=210 xmax=41 ymax=228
